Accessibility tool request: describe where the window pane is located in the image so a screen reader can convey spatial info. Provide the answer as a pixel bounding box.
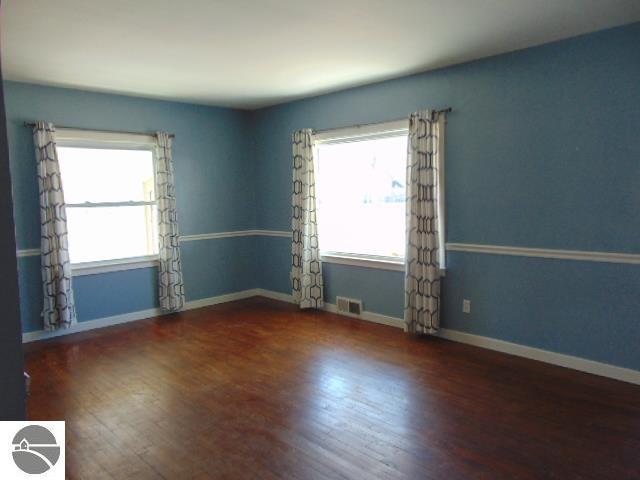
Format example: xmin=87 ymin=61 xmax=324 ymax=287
xmin=66 ymin=206 xmax=158 ymax=263
xmin=317 ymin=135 xmax=407 ymax=258
xmin=58 ymin=147 xmax=155 ymax=203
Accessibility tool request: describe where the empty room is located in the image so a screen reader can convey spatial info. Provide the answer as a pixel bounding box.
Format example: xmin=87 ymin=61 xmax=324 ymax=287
xmin=0 ymin=1 xmax=639 ymax=478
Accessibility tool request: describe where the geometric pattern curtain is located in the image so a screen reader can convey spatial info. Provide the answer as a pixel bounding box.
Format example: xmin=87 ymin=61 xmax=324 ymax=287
xmin=33 ymin=121 xmax=77 ymax=330
xmin=155 ymin=132 xmax=185 ymax=312
xmin=404 ymin=110 xmax=445 ymax=334
xmin=291 ymin=129 xmax=324 ymax=309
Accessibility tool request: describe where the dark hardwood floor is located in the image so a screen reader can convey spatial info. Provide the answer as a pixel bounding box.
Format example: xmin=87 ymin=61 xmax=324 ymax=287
xmin=24 ymin=297 xmax=640 ymax=479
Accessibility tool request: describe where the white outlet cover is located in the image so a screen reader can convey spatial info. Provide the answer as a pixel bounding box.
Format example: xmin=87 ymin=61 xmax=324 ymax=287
xmin=462 ymin=299 xmax=471 ymax=313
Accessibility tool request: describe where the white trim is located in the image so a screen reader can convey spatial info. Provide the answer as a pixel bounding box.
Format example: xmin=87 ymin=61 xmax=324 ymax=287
xmin=22 ymin=307 xmax=162 ymax=343
xmin=67 ymin=200 xmax=156 ymax=208
xmin=17 ymin=249 xmax=40 ymax=258
xmin=324 ymin=302 xmax=405 ymax=328
xmin=314 ymin=119 xmax=408 ymax=144
xmin=54 ymin=131 xmax=160 ymax=274
xmin=71 ymin=255 xmax=159 ymax=276
xmin=445 ymin=243 xmax=640 ymax=265
xmin=180 ymin=230 xmax=290 ymax=242
xmin=256 ymin=289 xmax=640 ymax=386
xmin=182 ymin=289 xmax=259 ymax=310
xmin=15 ymin=230 xmax=292 ymax=258
xmin=436 ymin=328 xmax=640 ymax=386
xmin=254 ymin=288 xmax=296 ymax=304
xmin=22 ymin=289 xmax=260 ymax=343
xmin=320 ymin=253 xmax=447 ymax=276
xmin=180 ymin=230 xmax=254 ymax=242
xmin=251 ymin=230 xmax=291 ymax=238
xmin=320 ymin=253 xmax=404 ymax=272
xmin=256 ymin=288 xmax=405 ymax=327
xmin=18 ymin=235 xmax=640 ymax=266
xmin=55 ymin=128 xmax=156 ymax=149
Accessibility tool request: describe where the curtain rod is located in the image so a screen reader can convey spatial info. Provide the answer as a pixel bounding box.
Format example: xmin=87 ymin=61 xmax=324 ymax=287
xmin=23 ymin=122 xmax=175 ymax=138
xmin=312 ymin=107 xmax=452 ymax=134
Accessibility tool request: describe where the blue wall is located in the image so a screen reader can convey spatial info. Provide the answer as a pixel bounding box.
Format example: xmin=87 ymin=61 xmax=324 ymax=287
xmin=6 ymin=24 xmax=640 ymax=372
xmin=251 ymin=23 xmax=640 ymax=370
xmin=4 ymin=82 xmax=258 ymax=332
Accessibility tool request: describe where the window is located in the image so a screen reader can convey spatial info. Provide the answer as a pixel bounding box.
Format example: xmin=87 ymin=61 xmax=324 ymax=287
xmin=55 ymin=129 xmax=159 ymax=272
xmin=315 ymin=120 xmax=409 ymax=269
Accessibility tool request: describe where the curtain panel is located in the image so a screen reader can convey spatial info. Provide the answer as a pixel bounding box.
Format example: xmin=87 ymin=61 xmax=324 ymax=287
xmin=155 ymin=132 xmax=185 ymax=312
xmin=291 ymin=129 xmax=324 ymax=308
xmin=33 ymin=121 xmax=77 ymax=330
xmin=404 ymin=111 xmax=445 ymax=334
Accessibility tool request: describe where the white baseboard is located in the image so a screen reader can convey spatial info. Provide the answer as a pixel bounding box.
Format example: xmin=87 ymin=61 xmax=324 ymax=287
xmin=256 ymin=289 xmax=640 ymax=386
xmin=22 ymin=307 xmax=162 ymax=343
xmin=22 ymin=287 xmax=640 ymax=386
xmin=254 ymin=288 xmax=295 ymax=304
xmin=22 ymin=289 xmax=260 ymax=343
xmin=322 ymin=302 xmax=405 ymax=328
xmin=255 ymin=288 xmax=404 ymax=328
xmin=182 ymin=289 xmax=259 ymax=310
xmin=436 ymin=328 xmax=640 ymax=386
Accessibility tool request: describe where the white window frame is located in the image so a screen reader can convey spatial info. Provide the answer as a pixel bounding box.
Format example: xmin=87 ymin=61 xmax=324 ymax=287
xmin=315 ymin=119 xmax=447 ymax=273
xmin=314 ymin=119 xmax=409 ymax=272
xmin=55 ymin=128 xmax=159 ymax=276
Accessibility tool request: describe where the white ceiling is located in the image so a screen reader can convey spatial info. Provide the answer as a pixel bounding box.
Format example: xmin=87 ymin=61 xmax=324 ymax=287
xmin=2 ymin=0 xmax=640 ymax=109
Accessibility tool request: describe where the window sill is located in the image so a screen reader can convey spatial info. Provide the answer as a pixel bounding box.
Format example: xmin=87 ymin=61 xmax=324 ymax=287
xmin=71 ymin=255 xmax=159 ymax=276
xmin=320 ymin=253 xmax=405 ymax=272
xmin=320 ymin=252 xmax=447 ymax=276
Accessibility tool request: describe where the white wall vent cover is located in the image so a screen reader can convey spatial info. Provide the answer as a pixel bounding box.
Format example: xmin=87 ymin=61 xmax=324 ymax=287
xmin=336 ymin=296 xmax=363 ymax=316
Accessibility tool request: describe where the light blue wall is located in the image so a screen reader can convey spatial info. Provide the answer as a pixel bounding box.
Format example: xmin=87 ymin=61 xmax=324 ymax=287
xmin=251 ymin=23 xmax=640 ymax=370
xmin=7 ymin=24 xmax=640 ymax=372
xmin=441 ymin=252 xmax=640 ymax=370
xmin=5 ymin=82 xmax=258 ymax=332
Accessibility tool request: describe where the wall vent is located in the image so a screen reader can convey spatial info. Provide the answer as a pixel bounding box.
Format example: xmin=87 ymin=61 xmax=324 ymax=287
xmin=336 ymin=296 xmax=363 ymax=316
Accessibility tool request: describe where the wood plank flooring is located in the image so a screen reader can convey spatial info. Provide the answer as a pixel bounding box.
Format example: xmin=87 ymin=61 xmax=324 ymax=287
xmin=24 ymin=297 xmax=640 ymax=479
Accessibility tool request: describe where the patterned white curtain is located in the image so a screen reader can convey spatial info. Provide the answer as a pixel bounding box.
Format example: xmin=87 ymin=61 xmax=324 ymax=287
xmin=34 ymin=121 xmax=77 ymax=330
xmin=404 ymin=111 xmax=445 ymax=334
xmin=291 ymin=129 xmax=324 ymax=308
xmin=155 ymin=132 xmax=185 ymax=312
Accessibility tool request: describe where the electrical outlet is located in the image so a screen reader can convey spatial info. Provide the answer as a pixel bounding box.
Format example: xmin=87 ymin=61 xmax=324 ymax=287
xmin=462 ymin=299 xmax=471 ymax=314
